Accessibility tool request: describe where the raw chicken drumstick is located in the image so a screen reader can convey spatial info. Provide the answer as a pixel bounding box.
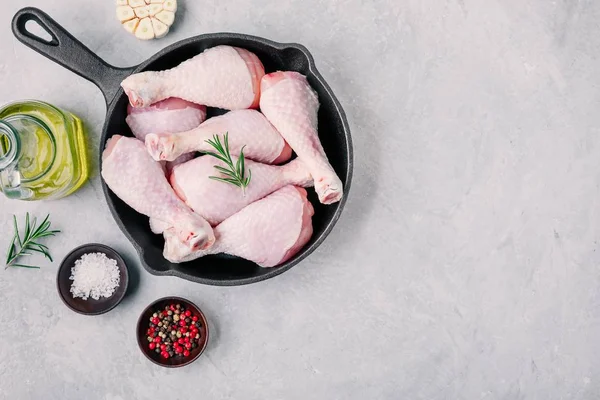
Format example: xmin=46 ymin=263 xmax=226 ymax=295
xmin=126 ymin=98 xmax=207 ymax=233
xmin=101 ymin=135 xmax=215 ymax=251
xmin=121 ymin=45 xmax=264 ymax=110
xmin=170 ymin=157 xmax=313 ymax=226
xmin=163 ymin=186 xmax=314 ymax=266
xmin=260 ymin=71 xmax=344 ymax=205
xmin=126 ymin=97 xmax=207 ymax=141
xmin=145 ymin=109 xmax=292 ymax=164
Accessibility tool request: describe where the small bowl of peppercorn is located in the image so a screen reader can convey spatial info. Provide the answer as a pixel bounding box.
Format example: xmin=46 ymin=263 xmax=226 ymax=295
xmin=137 ymin=296 xmax=209 ymax=368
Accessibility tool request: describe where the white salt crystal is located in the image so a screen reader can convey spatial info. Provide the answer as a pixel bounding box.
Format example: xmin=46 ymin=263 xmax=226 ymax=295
xmin=69 ymin=252 xmax=121 ymax=300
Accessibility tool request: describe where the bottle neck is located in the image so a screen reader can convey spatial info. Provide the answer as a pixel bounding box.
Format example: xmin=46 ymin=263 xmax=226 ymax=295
xmin=0 ymin=120 xmax=20 ymax=171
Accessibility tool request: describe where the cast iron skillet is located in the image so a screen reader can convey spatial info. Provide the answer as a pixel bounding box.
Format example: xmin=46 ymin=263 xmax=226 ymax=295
xmin=12 ymin=7 xmax=353 ymax=286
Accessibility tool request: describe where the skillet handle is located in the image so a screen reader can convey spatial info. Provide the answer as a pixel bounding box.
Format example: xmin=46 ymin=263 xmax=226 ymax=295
xmin=12 ymin=7 xmax=136 ymax=105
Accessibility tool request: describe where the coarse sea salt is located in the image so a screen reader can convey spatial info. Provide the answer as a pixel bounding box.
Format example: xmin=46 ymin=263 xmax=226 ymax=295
xmin=69 ymin=252 xmax=120 ymax=300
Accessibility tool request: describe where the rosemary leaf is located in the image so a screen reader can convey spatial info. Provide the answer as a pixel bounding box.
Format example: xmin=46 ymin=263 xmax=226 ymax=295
xmin=205 ymin=152 xmax=230 ymax=165
xmin=213 ymin=166 xmax=238 ymax=178
xmin=27 ymin=247 xmax=47 ymax=256
xmin=224 ymin=133 xmax=232 ymax=161
xmin=24 ymin=213 xmax=31 ymax=240
xmin=29 ymin=245 xmax=51 ymax=261
xmin=236 ymin=154 xmax=243 ymax=178
xmin=31 ymin=231 xmax=59 ymax=239
xmin=5 ymin=214 xmax=59 ymax=270
xmin=209 ymin=176 xmax=244 ymax=185
xmin=10 ymin=264 xmax=40 ymax=269
xmin=35 ymin=242 xmax=50 ymax=251
xmin=32 ymin=214 xmax=50 ymax=237
xmin=13 ymin=215 xmax=21 ymax=247
xmin=204 ymin=132 xmax=252 ymax=193
xmin=6 ymin=238 xmax=16 ymax=265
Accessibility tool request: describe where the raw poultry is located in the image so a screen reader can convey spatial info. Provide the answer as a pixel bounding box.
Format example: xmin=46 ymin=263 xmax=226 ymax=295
xmin=101 ymin=135 xmax=214 ymax=251
xmin=121 ymin=45 xmax=264 ymax=109
xmin=145 ymin=109 xmax=291 ymax=164
xmin=163 ymin=186 xmax=314 ymax=266
xmin=170 ymin=156 xmax=313 ymax=226
xmin=260 ymin=71 xmax=343 ymax=204
xmin=102 ymin=45 xmax=343 ymax=268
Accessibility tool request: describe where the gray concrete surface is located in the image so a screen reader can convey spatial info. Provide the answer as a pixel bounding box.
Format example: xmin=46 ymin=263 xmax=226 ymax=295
xmin=1 ymin=0 xmax=600 ymax=399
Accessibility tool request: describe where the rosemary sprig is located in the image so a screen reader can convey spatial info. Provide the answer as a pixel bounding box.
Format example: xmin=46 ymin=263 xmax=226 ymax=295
xmin=5 ymin=213 xmax=60 ymax=269
xmin=204 ymin=132 xmax=252 ymax=194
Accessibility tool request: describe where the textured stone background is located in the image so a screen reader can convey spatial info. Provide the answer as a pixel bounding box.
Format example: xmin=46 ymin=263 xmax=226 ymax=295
xmin=1 ymin=0 xmax=600 ymax=399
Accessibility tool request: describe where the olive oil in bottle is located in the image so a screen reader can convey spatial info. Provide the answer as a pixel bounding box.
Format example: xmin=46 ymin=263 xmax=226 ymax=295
xmin=0 ymin=100 xmax=89 ymax=200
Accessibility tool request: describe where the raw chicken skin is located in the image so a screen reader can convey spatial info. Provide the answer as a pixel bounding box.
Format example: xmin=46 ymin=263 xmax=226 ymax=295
xmin=101 ymin=135 xmax=215 ymax=250
xmin=126 ymin=98 xmax=207 ymax=141
xmin=146 ymin=109 xmax=292 ymax=164
xmin=163 ymin=186 xmax=314 ymax=267
xmin=170 ymin=157 xmax=313 ymax=226
xmin=260 ymin=71 xmax=344 ymax=204
xmin=121 ymin=46 xmax=265 ymax=110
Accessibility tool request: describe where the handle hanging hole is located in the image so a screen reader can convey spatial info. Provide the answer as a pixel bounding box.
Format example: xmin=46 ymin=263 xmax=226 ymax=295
xmin=20 ymin=17 xmax=58 ymax=46
xmin=25 ymin=19 xmax=54 ymax=44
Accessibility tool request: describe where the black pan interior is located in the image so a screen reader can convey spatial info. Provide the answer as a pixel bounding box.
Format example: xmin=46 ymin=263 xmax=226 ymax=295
xmin=101 ymin=35 xmax=352 ymax=285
